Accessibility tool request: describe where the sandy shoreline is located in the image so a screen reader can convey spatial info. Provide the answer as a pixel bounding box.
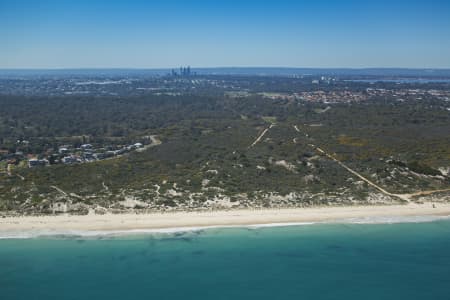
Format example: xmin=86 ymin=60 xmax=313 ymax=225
xmin=1 ymin=202 xmax=450 ymax=235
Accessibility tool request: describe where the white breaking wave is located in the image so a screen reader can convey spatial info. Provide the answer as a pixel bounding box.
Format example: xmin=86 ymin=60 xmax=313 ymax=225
xmin=339 ymin=215 xmax=450 ymax=224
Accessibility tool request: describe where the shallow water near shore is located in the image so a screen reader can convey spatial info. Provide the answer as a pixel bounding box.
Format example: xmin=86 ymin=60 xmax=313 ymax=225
xmin=2 ymin=220 xmax=450 ymax=300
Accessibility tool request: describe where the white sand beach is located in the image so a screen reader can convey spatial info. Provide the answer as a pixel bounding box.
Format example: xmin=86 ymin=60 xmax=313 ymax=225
xmin=1 ymin=202 xmax=450 ymax=235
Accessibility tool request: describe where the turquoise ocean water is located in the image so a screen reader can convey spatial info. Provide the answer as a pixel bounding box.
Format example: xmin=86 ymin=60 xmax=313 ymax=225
xmin=1 ymin=220 xmax=450 ymax=300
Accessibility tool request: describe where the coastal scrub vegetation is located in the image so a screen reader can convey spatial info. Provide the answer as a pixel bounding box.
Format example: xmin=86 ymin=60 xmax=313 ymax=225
xmin=0 ymin=76 xmax=449 ymax=214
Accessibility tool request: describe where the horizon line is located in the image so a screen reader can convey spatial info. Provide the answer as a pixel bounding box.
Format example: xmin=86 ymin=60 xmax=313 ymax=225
xmin=1 ymin=66 xmax=450 ymax=71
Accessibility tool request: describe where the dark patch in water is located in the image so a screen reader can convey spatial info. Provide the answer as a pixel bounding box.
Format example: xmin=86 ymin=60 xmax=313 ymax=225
xmin=274 ymin=251 xmax=306 ymax=258
xmin=138 ymin=249 xmax=148 ymax=256
xmin=76 ymin=239 xmax=85 ymax=244
xmin=118 ymin=255 xmax=127 ymax=261
xmin=237 ymin=227 xmax=260 ymax=236
xmin=355 ymin=248 xmax=369 ymax=254
xmin=327 ymin=245 xmax=343 ymax=250
xmin=192 ymin=250 xmax=205 ymax=256
xmin=162 ymin=236 xmax=193 ymax=243
xmin=45 ymin=234 xmax=81 ymax=240
xmin=173 ymin=232 xmax=187 ymax=237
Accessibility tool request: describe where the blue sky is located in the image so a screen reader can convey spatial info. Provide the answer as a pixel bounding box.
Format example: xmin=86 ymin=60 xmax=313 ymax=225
xmin=1 ymin=0 xmax=450 ymax=68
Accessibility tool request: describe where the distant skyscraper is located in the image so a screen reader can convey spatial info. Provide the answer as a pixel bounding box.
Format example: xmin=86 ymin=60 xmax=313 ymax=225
xmin=170 ymin=66 xmax=192 ymax=77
